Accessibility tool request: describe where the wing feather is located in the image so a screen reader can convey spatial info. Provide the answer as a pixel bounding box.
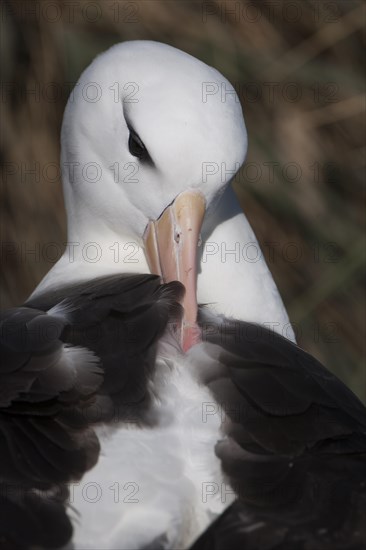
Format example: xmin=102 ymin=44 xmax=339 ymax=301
xmin=1 ymin=274 xmax=183 ymax=549
xmin=193 ymin=311 xmax=366 ymax=549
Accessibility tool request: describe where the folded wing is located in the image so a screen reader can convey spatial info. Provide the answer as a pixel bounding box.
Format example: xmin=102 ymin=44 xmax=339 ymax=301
xmin=0 ymin=274 xmax=183 ymax=549
xmin=191 ymin=312 xmax=366 ymax=550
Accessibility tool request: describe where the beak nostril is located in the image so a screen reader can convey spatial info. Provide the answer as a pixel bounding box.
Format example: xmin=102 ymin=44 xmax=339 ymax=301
xmin=174 ymin=231 xmax=181 ymax=244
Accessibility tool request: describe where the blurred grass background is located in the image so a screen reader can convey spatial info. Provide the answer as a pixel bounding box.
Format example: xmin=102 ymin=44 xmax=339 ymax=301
xmin=1 ymin=0 xmax=365 ymax=400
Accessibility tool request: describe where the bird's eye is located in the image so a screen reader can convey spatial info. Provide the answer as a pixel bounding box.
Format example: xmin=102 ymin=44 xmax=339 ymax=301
xmin=128 ymin=131 xmax=147 ymax=160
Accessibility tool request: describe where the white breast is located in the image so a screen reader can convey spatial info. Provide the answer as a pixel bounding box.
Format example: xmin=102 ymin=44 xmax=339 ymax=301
xmin=66 ymin=348 xmax=228 ymax=550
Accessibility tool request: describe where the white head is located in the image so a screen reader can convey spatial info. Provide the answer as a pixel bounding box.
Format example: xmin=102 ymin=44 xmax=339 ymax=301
xmin=35 ymin=40 xmax=293 ymax=343
xmin=56 ymin=41 xmax=248 ymax=348
xmin=61 ymin=40 xmax=247 ymax=243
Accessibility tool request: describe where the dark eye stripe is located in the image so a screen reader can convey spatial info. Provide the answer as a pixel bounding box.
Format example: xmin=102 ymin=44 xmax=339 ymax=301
xmin=126 ymin=122 xmax=154 ymax=165
xmin=128 ymin=131 xmax=146 ymax=159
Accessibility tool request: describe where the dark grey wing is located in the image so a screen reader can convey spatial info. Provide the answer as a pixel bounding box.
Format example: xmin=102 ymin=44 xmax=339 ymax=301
xmin=1 ymin=274 xmax=183 ymax=549
xmin=191 ymin=311 xmax=366 ymax=550
xmin=26 ymin=274 xmax=184 ymax=424
xmin=0 ymin=306 xmax=102 ymax=549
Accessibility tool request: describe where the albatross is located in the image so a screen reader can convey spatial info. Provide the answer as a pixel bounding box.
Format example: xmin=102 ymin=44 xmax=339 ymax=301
xmin=1 ymin=41 xmax=365 ymax=550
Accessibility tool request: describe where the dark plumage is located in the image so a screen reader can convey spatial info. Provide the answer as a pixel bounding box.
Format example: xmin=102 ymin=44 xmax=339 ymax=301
xmin=189 ymin=313 xmax=366 ymax=549
xmin=1 ymin=276 xmax=365 ymax=549
xmin=0 ymin=275 xmax=183 ymax=549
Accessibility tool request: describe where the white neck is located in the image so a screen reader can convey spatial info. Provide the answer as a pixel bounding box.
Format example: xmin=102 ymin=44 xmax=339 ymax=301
xmin=198 ymin=186 xmax=295 ymax=341
xmin=31 ymin=178 xmax=150 ymax=298
xmin=32 ymin=184 xmax=294 ymax=342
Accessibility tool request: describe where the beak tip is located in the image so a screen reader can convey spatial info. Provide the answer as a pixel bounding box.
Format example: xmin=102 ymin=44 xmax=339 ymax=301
xmin=182 ymin=324 xmax=202 ymax=352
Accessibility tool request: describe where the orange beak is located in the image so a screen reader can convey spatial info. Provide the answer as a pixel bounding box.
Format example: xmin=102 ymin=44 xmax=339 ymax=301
xmin=143 ymin=191 xmax=206 ymax=352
